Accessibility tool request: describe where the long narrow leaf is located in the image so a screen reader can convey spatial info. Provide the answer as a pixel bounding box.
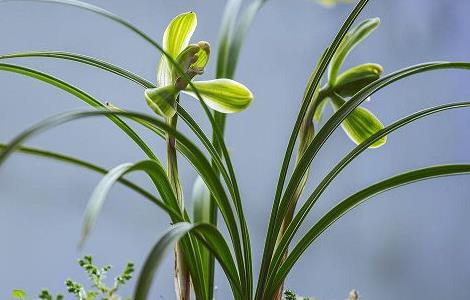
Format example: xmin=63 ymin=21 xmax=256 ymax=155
xmin=267 ymin=63 xmax=470 ymax=291
xmin=0 ymin=0 xmax=252 ymax=286
xmin=134 ymin=222 xmax=242 ymax=300
xmin=225 ymin=0 xmax=266 ymax=78
xmin=80 ymin=160 xmax=180 ymax=246
xmin=0 ymin=53 xmax=238 ymax=202
xmin=256 ymin=1 xmax=370 ymax=297
xmin=0 ymin=143 xmax=178 ymax=216
xmin=0 ymin=109 xmax=245 ymax=292
xmin=0 ymin=51 xmax=154 ymax=88
xmin=216 ymin=0 xmax=242 ymax=78
xmin=268 ymin=101 xmax=470 ymax=288
xmin=267 ymin=165 xmax=470 ymax=298
xmin=277 ymin=62 xmax=470 ymax=237
xmin=0 ymin=63 xmax=159 ymax=162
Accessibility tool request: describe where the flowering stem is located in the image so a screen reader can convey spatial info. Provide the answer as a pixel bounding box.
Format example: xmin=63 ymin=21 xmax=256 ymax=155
xmin=206 ymin=110 xmax=226 ymax=299
xmin=166 ymin=97 xmax=190 ymax=300
xmin=274 ymin=91 xmax=324 ymax=300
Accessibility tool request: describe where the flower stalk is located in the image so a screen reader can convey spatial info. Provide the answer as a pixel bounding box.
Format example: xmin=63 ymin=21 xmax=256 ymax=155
xmin=165 ymin=98 xmax=191 ymax=300
xmin=274 ymin=87 xmax=319 ymax=300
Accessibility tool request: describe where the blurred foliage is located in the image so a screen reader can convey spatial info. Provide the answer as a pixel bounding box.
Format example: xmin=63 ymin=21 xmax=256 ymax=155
xmin=12 ymin=256 xmax=134 ymax=300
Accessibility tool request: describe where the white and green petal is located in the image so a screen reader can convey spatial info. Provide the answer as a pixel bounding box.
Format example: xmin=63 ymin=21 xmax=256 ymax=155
xmin=183 ymin=79 xmax=253 ymax=113
xmin=330 ymin=94 xmax=386 ymax=148
xmin=157 ymin=11 xmax=197 ymax=87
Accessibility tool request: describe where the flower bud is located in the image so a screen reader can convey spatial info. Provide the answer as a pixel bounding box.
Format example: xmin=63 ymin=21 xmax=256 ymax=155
xmin=334 ymin=63 xmax=383 ymax=97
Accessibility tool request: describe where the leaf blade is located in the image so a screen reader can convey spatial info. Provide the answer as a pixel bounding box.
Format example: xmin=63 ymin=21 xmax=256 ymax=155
xmin=80 ymin=160 xmax=179 ymax=246
xmin=328 ymin=17 xmax=380 ymax=84
xmin=134 ymin=222 xmax=242 ymax=300
xmin=0 ymin=143 xmax=174 ymax=215
xmin=267 ymin=100 xmax=470 ymax=293
xmin=269 ymin=165 xmax=470 ymax=298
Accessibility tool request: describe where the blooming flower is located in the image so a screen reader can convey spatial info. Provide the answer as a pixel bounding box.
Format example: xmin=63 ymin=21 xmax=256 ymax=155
xmin=145 ymin=12 xmax=253 ymax=118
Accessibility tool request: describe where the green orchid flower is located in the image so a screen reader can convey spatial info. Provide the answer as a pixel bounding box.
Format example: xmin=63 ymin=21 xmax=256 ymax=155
xmin=314 ymin=18 xmax=387 ymax=148
xmin=145 ymin=12 xmax=253 ymax=118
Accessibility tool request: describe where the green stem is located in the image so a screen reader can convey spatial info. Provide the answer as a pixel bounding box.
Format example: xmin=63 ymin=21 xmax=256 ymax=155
xmin=166 ymin=98 xmax=190 ymax=300
xmin=206 ymin=110 xmax=226 ymax=299
xmin=273 ymin=89 xmax=323 ymax=300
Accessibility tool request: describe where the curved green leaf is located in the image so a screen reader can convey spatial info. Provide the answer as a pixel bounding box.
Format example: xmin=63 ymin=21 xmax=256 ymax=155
xmin=328 ymin=17 xmax=380 ymax=84
xmin=183 ymin=79 xmax=253 ymax=113
xmin=0 ymin=53 xmax=237 ymax=201
xmin=257 ymin=2 xmax=371 ymax=297
xmin=214 ymin=1 xmax=263 ymax=294
xmin=330 ymin=93 xmax=386 ymax=148
xmin=0 ymin=51 xmax=154 ymax=88
xmin=268 ymin=165 xmax=470 ymax=298
xmin=0 ymin=62 xmax=159 ymax=161
xmin=0 ymin=143 xmax=176 ymax=215
xmin=0 ymin=1 xmax=251 ymax=295
xmin=216 ymin=0 xmax=242 ymax=78
xmin=277 ymin=62 xmax=470 ymax=259
xmin=80 ymin=160 xmax=179 ymax=246
xmin=268 ymin=100 xmax=470 ymax=294
xmin=192 ymin=175 xmax=212 ymax=277
xmin=225 ymin=0 xmax=266 ymax=79
xmin=0 ymin=109 xmax=245 ymax=294
xmin=192 ymin=175 xmax=211 ymax=224
xmin=134 ymin=222 xmax=242 ymax=300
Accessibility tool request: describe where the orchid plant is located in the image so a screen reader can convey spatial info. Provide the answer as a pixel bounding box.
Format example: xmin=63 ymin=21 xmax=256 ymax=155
xmin=2 ymin=0 xmax=470 ymax=300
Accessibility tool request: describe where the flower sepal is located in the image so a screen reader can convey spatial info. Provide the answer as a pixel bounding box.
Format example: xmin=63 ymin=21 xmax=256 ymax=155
xmin=145 ymin=85 xmax=178 ymax=118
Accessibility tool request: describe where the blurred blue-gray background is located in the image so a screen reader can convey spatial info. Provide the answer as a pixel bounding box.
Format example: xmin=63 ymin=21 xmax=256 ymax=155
xmin=1 ymin=1 xmax=470 ymax=299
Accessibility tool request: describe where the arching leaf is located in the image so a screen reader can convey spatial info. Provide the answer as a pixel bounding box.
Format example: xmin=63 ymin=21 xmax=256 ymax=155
xmin=134 ymin=222 xmax=242 ymax=300
xmin=268 ymin=101 xmax=470 ymax=294
xmin=80 ymin=160 xmax=178 ymax=246
xmin=328 ymin=17 xmax=380 ymax=84
xmin=269 ymin=165 xmax=470 ymax=298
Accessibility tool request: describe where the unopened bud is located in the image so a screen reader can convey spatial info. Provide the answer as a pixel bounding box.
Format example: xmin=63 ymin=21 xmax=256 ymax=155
xmin=334 ymin=63 xmax=383 ymax=97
